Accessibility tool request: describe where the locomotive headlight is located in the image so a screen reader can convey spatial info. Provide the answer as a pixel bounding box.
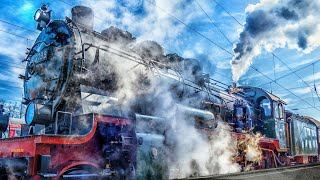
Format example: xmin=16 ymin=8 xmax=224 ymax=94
xmin=34 ymin=4 xmax=52 ymax=31
xmin=26 ymin=102 xmax=35 ymax=125
xmin=34 ymin=9 xmax=42 ymax=22
xmin=25 ymin=102 xmax=52 ymax=125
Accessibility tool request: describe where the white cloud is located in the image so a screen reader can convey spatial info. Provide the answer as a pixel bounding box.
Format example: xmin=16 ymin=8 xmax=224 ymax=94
xmin=292 ymin=86 xmax=313 ymax=95
xmin=78 ymin=0 xmax=205 ymax=46
xmin=302 ymin=72 xmax=320 ymax=82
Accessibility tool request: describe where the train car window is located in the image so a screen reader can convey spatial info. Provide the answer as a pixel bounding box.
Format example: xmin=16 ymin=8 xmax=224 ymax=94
xmin=260 ymin=99 xmax=271 ymax=117
xmin=278 ymin=103 xmax=284 ymax=119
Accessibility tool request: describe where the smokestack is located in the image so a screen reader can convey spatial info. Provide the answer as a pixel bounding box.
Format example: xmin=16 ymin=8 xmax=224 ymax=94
xmin=232 ymin=82 xmax=237 ymax=89
xmin=71 ymin=6 xmax=94 ymax=30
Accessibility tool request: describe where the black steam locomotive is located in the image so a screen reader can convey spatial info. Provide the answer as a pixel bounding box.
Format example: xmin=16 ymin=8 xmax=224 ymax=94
xmin=0 ymin=4 xmax=319 ymax=179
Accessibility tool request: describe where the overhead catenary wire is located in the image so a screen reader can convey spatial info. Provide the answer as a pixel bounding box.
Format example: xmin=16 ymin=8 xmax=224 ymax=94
xmin=258 ymin=59 xmax=320 ymax=87
xmin=290 ymin=105 xmax=320 ymax=111
xmin=272 ymin=54 xmax=276 ymax=81
xmin=271 ymin=83 xmax=320 ymax=91
xmin=0 ymin=19 xmax=39 ymax=34
xmin=271 ymin=52 xmax=320 ymax=101
xmin=211 ymin=0 xmax=318 ymax=96
xmin=144 ymin=0 xmax=234 ymax=56
xmin=313 ymin=63 xmax=318 ymax=94
xmin=212 ymin=0 xmax=243 ymax=26
xmin=250 ymin=65 xmax=320 ymax=111
xmin=194 ymin=0 xmax=233 ymax=46
xmin=59 ymin=0 xmax=234 ymax=56
xmin=193 ymin=0 xmax=279 ymax=88
xmin=0 ymin=29 xmax=35 ymax=41
xmin=0 ymin=59 xmax=26 ymax=67
xmin=0 ymin=62 xmax=25 ymax=70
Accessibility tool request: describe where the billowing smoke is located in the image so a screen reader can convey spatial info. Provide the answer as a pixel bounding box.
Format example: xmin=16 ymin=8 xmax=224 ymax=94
xmin=232 ymin=0 xmax=320 ymax=82
xmin=168 ymin=120 xmax=240 ymax=178
xmin=75 ymin=23 xmax=241 ymax=178
xmin=61 ymin=1 xmax=248 ymax=178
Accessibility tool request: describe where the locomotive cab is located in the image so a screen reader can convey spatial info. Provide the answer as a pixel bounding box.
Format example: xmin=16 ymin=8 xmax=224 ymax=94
xmin=233 ymin=99 xmax=254 ymax=133
xmin=238 ymin=86 xmax=287 ymax=150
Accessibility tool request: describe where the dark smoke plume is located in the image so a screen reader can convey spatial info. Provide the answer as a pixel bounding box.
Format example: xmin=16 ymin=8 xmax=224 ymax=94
xmin=231 ymin=0 xmax=320 ymax=81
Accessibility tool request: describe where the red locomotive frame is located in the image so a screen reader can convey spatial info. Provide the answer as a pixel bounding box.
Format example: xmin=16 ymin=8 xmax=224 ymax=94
xmin=0 ymin=114 xmax=131 ymax=179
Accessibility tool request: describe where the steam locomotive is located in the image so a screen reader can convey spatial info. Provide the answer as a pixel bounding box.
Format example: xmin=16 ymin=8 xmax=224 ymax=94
xmin=0 ymin=4 xmax=319 ymax=179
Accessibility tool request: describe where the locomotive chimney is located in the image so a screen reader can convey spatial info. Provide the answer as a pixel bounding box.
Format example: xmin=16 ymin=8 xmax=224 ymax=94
xmin=232 ymin=82 xmax=237 ymax=89
xmin=71 ymin=6 xmax=94 ymax=30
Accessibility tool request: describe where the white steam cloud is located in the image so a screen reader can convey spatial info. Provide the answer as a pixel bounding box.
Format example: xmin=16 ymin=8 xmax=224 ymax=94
xmin=78 ymin=0 xmax=204 ymax=45
xmin=231 ymin=0 xmax=320 ymax=82
xmin=69 ymin=1 xmax=242 ymax=177
xmin=74 ymin=23 xmax=241 ymax=177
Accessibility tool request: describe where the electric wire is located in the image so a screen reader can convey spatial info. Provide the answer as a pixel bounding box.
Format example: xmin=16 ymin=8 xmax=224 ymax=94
xmin=194 ymin=0 xmax=233 ymax=46
xmin=272 ymin=52 xmax=320 ymax=101
xmin=212 ymin=0 xmax=243 ymax=26
xmin=0 ymin=29 xmax=34 ymax=41
xmin=0 ymin=62 xmax=25 ymax=70
xmin=59 ymin=0 xmax=234 ymax=56
xmin=144 ymin=0 xmax=234 ymax=56
xmin=0 ymin=19 xmax=39 ymax=34
xmin=250 ymin=65 xmax=320 ymax=111
xmin=272 ymin=83 xmax=320 ymax=91
xmin=258 ymin=59 xmax=320 ymax=87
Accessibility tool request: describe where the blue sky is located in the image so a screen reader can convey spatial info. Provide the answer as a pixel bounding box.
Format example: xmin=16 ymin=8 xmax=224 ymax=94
xmin=0 ymin=0 xmax=319 ymax=118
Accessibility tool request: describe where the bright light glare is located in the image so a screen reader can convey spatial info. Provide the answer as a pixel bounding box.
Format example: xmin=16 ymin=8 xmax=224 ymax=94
xmin=34 ymin=9 xmax=41 ymax=21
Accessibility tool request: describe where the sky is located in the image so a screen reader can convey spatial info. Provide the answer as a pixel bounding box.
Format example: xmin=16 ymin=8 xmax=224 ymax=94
xmin=0 ymin=0 xmax=319 ymax=118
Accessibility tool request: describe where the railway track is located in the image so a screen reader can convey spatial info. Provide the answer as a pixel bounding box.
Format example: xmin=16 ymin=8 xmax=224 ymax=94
xmin=173 ymin=163 xmax=320 ymax=180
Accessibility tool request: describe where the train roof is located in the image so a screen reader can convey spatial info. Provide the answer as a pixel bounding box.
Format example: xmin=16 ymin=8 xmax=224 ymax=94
xmin=238 ymin=86 xmax=286 ymax=105
xmin=302 ymin=116 xmax=320 ymax=127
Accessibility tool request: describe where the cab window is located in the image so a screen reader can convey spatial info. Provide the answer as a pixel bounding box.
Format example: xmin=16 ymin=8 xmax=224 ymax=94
xmin=274 ymin=102 xmax=279 ymax=118
xmin=278 ymin=103 xmax=284 ymax=119
xmin=235 ymin=108 xmax=243 ymax=117
xmin=260 ymin=98 xmax=271 ymax=117
xmin=274 ymin=102 xmax=284 ymax=119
